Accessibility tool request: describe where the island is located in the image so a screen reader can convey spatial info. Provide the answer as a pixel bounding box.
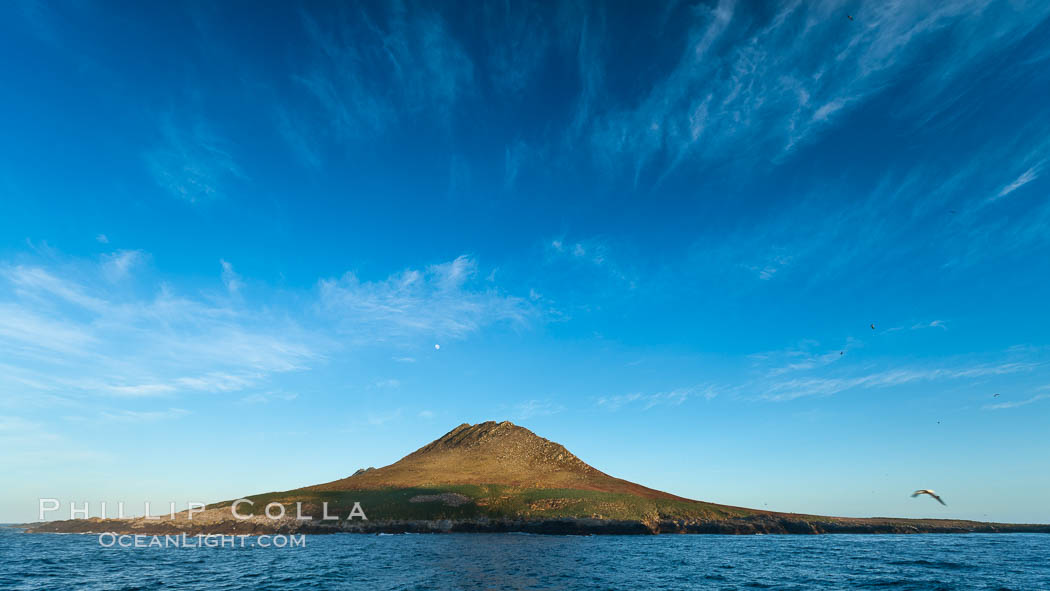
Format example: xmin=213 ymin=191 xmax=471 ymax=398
xmin=23 ymin=421 xmax=1050 ymax=535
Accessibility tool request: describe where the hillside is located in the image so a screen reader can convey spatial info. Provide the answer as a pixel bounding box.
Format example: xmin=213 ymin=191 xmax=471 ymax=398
xmin=306 ymin=421 xmax=689 ymax=500
xmin=23 ymin=421 xmax=1050 ymax=535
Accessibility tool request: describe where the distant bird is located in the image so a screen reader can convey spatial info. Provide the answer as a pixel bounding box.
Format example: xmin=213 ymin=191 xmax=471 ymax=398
xmin=847 ymin=14 xmax=854 ymax=21
xmin=950 ymin=210 xmax=957 ymax=214
xmin=912 ymin=489 xmax=946 ymax=505
xmin=993 ymin=393 xmax=1000 ymax=398
xmin=840 ymin=351 xmax=844 ymax=355
xmin=870 ymin=323 xmax=876 ymax=330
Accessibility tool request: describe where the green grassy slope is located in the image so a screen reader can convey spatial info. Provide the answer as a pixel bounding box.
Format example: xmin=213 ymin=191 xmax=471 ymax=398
xmin=211 ymin=484 xmax=759 ymax=522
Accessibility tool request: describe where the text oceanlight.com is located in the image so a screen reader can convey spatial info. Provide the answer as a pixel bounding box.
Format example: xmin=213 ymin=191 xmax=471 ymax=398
xmin=98 ymin=533 xmax=306 ymax=549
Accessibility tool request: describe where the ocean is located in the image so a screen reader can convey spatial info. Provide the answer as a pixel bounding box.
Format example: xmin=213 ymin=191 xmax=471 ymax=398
xmin=1 ymin=527 xmax=1048 ymax=590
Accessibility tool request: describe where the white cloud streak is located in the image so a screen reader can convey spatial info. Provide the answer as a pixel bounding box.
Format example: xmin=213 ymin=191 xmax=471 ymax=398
xmin=100 ymin=408 xmax=190 ymax=422
xmin=983 ymin=392 xmax=1050 ymax=411
xmin=511 ymin=399 xmax=565 ymax=420
xmin=546 ymin=236 xmax=635 ymax=287
xmin=0 ymin=258 xmax=318 ymax=404
xmin=294 ymin=3 xmax=473 ymax=147
xmin=577 ymin=0 xmax=1049 ymax=183
xmin=220 ymin=259 xmax=242 ymax=294
xmin=145 ymin=115 xmax=244 ymax=203
xmin=761 ymin=362 xmax=1038 ymax=401
xmin=598 ymin=385 xmax=717 ymax=411
xmin=319 ymin=255 xmax=530 ymax=342
xmin=102 ymin=250 xmax=146 ymax=280
xmin=995 ymin=166 xmax=1041 ymax=199
xmin=238 ymin=391 xmax=299 ymax=405
xmin=1 ymin=251 xmax=533 ymax=411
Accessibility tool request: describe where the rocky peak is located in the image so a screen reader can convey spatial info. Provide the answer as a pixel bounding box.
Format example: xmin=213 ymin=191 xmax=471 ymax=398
xmin=408 ymin=421 xmax=586 ymax=470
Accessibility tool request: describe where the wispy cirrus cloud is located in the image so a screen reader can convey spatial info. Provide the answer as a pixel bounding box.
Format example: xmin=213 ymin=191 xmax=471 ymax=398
xmin=0 ymin=256 xmax=319 ymax=406
xmin=575 ymin=0 xmax=1050 ymax=184
xmin=503 ymin=139 xmax=532 ymax=190
xmin=598 ymin=385 xmax=717 ymax=411
xmin=0 ymin=249 xmax=537 ymax=413
xmin=238 ymin=391 xmax=299 ymax=405
xmin=913 ymin=320 xmax=947 ymax=331
xmin=482 ymin=1 xmax=550 ymax=96
xmin=760 ymin=362 xmax=1039 ymax=401
xmin=293 ymin=2 xmax=473 ymax=150
xmin=272 ymin=102 xmax=323 ymax=169
xmin=511 ymin=399 xmax=565 ymax=421
xmin=757 ymin=341 xmax=851 ymax=377
xmin=548 ymin=238 xmax=609 ymax=266
xmin=102 ymin=250 xmax=146 ymax=280
xmin=220 ymin=259 xmax=243 ymax=294
xmin=145 ymin=115 xmax=244 ymax=203
xmin=319 ymin=255 xmax=531 ymax=342
xmin=748 ymin=250 xmax=795 ymax=281
xmin=100 ymin=408 xmax=190 ymax=422
xmin=995 ymin=165 xmax=1042 ymax=200
xmin=677 ymin=118 xmax=1050 ymax=289
xmin=597 ymin=343 xmax=1043 ymax=411
xmin=546 ymin=236 xmax=636 ymax=287
xmin=983 ymin=391 xmax=1050 ymax=411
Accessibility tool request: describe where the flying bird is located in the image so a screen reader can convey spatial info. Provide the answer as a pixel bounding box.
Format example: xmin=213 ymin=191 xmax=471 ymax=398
xmin=993 ymin=393 xmax=1000 ymax=398
xmin=870 ymin=323 xmax=876 ymax=330
xmin=847 ymin=14 xmax=854 ymax=21
xmin=912 ymin=489 xmax=946 ymax=505
xmin=840 ymin=351 xmax=844 ymax=355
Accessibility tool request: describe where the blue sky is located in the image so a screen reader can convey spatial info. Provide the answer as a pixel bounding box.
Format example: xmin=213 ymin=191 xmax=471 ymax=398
xmin=1 ymin=0 xmax=1049 ymax=524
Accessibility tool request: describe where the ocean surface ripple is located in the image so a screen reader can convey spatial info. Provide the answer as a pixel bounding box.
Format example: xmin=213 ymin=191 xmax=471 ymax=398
xmin=2 ymin=528 xmax=1048 ymax=590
